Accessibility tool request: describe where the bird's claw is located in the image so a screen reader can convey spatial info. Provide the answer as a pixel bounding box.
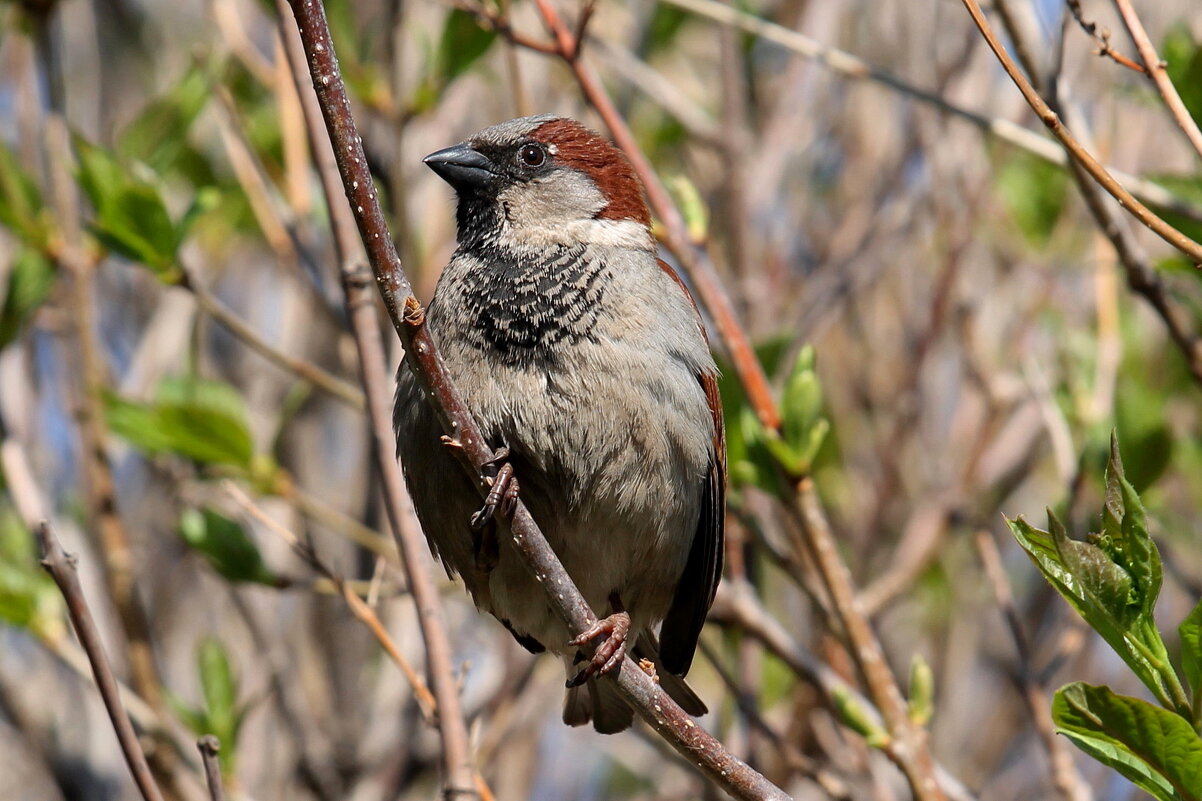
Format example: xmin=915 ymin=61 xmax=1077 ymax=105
xmin=565 ymin=610 xmax=631 ymax=688
xmin=470 ymin=460 xmax=519 ymax=531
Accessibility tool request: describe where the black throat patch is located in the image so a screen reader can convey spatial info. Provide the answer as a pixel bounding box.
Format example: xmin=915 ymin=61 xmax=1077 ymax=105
xmin=458 ymin=242 xmax=609 ymax=368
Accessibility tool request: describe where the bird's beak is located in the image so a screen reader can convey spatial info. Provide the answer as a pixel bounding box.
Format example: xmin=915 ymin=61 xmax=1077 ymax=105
xmin=423 ymin=144 xmax=497 ymax=188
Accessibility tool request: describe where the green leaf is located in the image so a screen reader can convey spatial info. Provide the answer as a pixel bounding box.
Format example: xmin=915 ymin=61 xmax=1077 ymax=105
xmin=75 ymin=137 xmax=182 ymax=281
xmin=0 ymin=249 xmax=55 ymax=350
xmin=1008 ymin=512 xmax=1171 ymax=707
xmin=644 ymin=3 xmax=690 ymax=55
xmin=832 ymin=686 xmax=889 ymax=748
xmin=0 ymin=141 xmax=48 ymax=246
xmin=435 ymin=9 xmax=496 ymax=85
xmin=1053 ymin=682 xmax=1202 ymax=801
xmin=996 ymin=150 xmax=1068 ymax=246
xmin=1162 ymin=24 xmax=1202 ymax=129
xmin=179 ymin=507 xmax=276 ymax=585
xmin=1180 ymin=599 xmax=1202 ymax=698
xmin=196 ymin=637 xmax=243 ymax=774
xmin=0 ymin=507 xmax=62 ymax=633
xmin=119 ymin=63 xmax=213 ymax=175
xmin=103 ymin=376 xmax=255 ymax=469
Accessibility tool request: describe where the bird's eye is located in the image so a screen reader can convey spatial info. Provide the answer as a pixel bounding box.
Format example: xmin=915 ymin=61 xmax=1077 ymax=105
xmin=518 ymin=143 xmax=546 ymax=167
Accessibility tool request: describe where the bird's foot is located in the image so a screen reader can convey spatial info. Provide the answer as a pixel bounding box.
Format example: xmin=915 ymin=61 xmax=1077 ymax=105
xmin=565 ymin=609 xmax=631 ymax=687
xmin=470 ymin=447 xmax=519 ymax=531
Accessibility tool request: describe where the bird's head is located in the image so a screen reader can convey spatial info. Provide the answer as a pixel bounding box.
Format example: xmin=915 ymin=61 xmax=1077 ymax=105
xmin=424 ymin=115 xmax=653 ymax=251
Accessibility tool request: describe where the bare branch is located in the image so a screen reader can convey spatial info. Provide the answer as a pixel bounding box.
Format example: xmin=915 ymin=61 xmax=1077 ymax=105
xmin=36 ymin=521 xmax=167 ymax=801
xmin=975 ymin=532 xmax=1092 ymax=801
xmin=181 ymin=266 xmax=365 ymax=410
xmin=959 ymin=0 xmax=1202 ymax=263
xmin=657 ymin=0 xmax=1202 ymax=224
xmin=1112 ymin=0 xmax=1202 ymax=161
xmin=1066 ymin=0 xmax=1145 ymax=72
xmin=196 ymin=737 xmax=227 ymax=801
xmin=274 ymin=2 xmax=479 ymax=796
xmin=222 ymin=480 xmax=437 ymax=720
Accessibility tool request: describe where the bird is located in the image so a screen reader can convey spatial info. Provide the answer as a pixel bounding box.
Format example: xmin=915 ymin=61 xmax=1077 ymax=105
xmin=393 ymin=114 xmax=725 ymax=733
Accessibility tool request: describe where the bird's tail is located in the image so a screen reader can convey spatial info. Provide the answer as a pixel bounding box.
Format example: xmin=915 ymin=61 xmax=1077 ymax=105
xmin=561 ymin=633 xmax=707 ymax=734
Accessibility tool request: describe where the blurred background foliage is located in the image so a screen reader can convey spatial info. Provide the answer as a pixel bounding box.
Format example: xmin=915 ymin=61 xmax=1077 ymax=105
xmin=1 ymin=0 xmax=1202 ymax=799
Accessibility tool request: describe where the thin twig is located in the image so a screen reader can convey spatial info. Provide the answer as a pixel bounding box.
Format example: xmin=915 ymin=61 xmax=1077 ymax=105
xmin=222 ymin=480 xmax=437 ymax=719
xmin=36 ymin=521 xmax=167 ymax=801
xmin=1112 ymin=0 xmax=1202 ymax=161
xmin=196 ymin=737 xmax=227 ymax=801
xmin=275 ymin=2 xmax=480 ymax=797
xmin=1065 ymin=0 xmax=1145 ymax=73
xmin=990 ymin=0 xmax=1202 ymax=385
xmin=656 ymin=0 xmax=1202 ymax=224
xmin=791 ymin=480 xmax=946 ymax=801
xmin=975 ymin=532 xmax=1092 ymax=801
xmin=959 ymin=0 xmax=1202 ymax=263
xmin=182 ymin=268 xmax=365 ymax=409
xmin=281 ymin=1 xmax=788 ymax=797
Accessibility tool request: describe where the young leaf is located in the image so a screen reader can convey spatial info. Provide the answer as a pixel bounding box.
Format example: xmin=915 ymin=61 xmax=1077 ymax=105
xmin=1008 ymin=513 xmax=1171 ymax=708
xmin=0 ymin=142 xmax=49 ymax=247
xmin=196 ymin=637 xmax=243 ymax=774
xmin=435 ymin=9 xmax=496 ymax=85
xmin=119 ymin=63 xmax=213 ymax=175
xmin=74 ymin=137 xmax=183 ymax=282
xmin=179 ymin=507 xmax=277 ymax=586
xmin=0 ymin=248 xmax=55 ymax=351
xmin=908 ymin=653 xmax=934 ymax=726
xmin=1053 ymin=682 xmax=1202 ymax=801
xmin=1180 ymin=599 xmax=1202 ymax=698
xmin=103 ymin=376 xmax=255 ymax=470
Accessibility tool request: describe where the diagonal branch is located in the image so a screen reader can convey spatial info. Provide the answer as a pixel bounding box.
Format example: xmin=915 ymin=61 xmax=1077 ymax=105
xmin=281 ymin=1 xmax=788 ymax=798
xmin=273 ymin=2 xmax=478 ymax=797
xmin=959 ymin=0 xmax=1202 ymax=264
xmin=1112 ymin=0 xmax=1202 ymax=162
xmin=36 ymin=521 xmax=166 ymax=801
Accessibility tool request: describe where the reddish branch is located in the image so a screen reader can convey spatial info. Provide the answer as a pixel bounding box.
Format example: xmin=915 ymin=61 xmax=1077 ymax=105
xmin=527 ymin=0 xmax=781 ymax=430
xmin=282 ymin=1 xmax=788 ymax=797
xmin=1065 ymin=0 xmax=1145 ymax=73
xmin=36 ymin=522 xmax=166 ymax=801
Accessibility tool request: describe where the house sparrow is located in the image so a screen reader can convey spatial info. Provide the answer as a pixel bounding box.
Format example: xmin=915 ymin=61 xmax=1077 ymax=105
xmin=394 ymin=115 xmax=724 ymax=733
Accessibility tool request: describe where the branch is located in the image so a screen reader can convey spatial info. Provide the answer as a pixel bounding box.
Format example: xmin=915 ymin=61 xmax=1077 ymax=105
xmin=989 ymin=0 xmax=1202 ymax=385
xmin=36 ymin=521 xmax=166 ymax=801
xmin=530 ymin=0 xmax=780 ymax=430
xmin=959 ymin=0 xmax=1202 ymax=264
xmin=274 ymin=2 xmax=478 ymax=796
xmin=657 ymin=0 xmax=1201 ymax=225
xmin=1112 ymin=0 xmax=1202 ymax=161
xmin=792 ymin=481 xmax=946 ymax=801
xmin=280 ymin=1 xmax=788 ymax=798
xmin=181 ymin=267 xmax=365 ymax=410
xmin=1065 ymin=0 xmax=1145 ymax=73
xmin=975 ymin=533 xmax=1092 ymax=801
xmin=196 ymin=737 xmax=227 ymax=801
xmin=222 ymin=480 xmax=437 ymax=720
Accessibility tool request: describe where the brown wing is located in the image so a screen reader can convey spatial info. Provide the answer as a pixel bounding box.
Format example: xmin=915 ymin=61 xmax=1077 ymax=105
xmin=656 ymin=259 xmax=726 ymax=676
